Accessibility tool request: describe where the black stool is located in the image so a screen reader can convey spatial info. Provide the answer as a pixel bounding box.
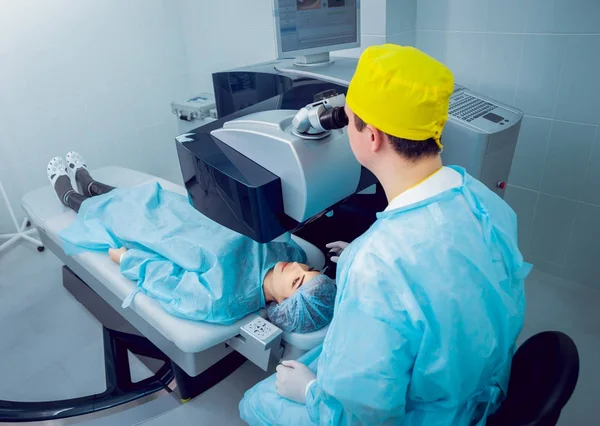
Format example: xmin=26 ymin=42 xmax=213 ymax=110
xmin=487 ymin=331 xmax=580 ymax=426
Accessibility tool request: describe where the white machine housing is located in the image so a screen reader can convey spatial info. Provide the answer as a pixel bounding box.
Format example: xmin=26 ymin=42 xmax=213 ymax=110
xmin=211 ymin=110 xmax=362 ymax=222
xmin=443 ymin=86 xmax=523 ymax=196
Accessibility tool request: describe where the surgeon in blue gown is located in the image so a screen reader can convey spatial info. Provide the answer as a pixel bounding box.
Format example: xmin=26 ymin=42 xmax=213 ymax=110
xmin=239 ymin=45 xmax=530 ymax=425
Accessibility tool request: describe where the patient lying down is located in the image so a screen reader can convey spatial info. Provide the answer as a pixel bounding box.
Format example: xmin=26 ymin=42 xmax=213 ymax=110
xmin=47 ymin=152 xmax=336 ymax=333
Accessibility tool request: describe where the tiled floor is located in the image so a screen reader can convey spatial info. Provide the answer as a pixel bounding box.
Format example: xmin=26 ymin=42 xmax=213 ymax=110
xmin=140 ymin=361 xmax=268 ymax=426
xmin=518 ymin=268 xmax=600 ymax=426
xmin=0 ymin=240 xmax=151 ymax=403
xmin=0 ymin=240 xmax=598 ymax=425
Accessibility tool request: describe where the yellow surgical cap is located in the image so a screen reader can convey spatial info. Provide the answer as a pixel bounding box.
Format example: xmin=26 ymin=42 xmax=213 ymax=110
xmin=346 ymin=44 xmax=454 ymax=148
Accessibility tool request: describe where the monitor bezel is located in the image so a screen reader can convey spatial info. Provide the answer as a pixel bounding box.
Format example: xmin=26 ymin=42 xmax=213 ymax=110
xmin=273 ymin=0 xmax=361 ymax=59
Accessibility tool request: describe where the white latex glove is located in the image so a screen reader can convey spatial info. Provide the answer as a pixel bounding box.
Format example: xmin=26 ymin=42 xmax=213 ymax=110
xmin=326 ymin=241 xmax=349 ymax=263
xmin=275 ymin=360 xmax=317 ymax=404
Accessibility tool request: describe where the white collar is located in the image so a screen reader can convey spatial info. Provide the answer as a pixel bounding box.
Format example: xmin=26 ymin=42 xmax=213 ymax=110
xmin=385 ymin=167 xmax=462 ymax=212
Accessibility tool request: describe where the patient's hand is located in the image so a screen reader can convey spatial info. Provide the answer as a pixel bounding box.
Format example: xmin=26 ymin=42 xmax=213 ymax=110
xmin=109 ymin=247 xmax=128 ymax=265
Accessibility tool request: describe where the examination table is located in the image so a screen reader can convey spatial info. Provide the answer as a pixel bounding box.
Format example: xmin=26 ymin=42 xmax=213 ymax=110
xmin=13 ymin=166 xmax=328 ymax=421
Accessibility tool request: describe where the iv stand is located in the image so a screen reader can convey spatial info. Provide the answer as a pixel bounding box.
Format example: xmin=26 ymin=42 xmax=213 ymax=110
xmin=0 ymin=178 xmax=44 ymax=254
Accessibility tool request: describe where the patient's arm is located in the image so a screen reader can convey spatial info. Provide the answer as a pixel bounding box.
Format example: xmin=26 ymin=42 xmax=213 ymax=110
xmin=109 ymin=247 xmax=128 ymax=265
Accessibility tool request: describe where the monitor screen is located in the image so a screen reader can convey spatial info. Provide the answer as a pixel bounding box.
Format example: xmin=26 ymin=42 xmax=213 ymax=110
xmin=275 ymin=0 xmax=359 ymax=55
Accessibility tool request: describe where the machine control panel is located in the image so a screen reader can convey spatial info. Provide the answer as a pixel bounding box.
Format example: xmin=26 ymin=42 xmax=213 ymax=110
xmin=226 ymin=315 xmax=284 ymax=371
xmin=449 ymin=92 xmax=497 ymax=123
xmin=448 ymin=91 xmax=520 ymax=133
xmin=242 ymin=317 xmax=281 ymax=343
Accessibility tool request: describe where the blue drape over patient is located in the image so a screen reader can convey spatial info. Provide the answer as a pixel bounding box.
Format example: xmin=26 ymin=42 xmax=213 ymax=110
xmin=58 ymin=182 xmax=307 ymax=325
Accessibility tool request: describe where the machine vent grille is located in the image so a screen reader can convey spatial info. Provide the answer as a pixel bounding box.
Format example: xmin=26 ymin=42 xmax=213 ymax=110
xmin=449 ymin=94 xmax=496 ymax=122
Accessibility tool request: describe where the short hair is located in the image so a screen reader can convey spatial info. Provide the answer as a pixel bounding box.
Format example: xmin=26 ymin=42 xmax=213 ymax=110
xmin=353 ymin=114 xmax=441 ymax=161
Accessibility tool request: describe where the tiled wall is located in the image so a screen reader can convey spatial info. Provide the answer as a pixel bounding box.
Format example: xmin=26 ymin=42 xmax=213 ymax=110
xmin=386 ymin=0 xmax=417 ymax=47
xmin=414 ymin=0 xmax=600 ymax=289
xmin=337 ymin=0 xmax=417 ymax=58
xmin=0 ymin=0 xmax=191 ymax=234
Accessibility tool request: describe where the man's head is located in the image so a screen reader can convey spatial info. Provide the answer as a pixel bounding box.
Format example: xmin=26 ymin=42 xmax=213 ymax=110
xmin=344 ymin=105 xmax=441 ymax=170
xmin=345 ymin=45 xmax=454 ymax=171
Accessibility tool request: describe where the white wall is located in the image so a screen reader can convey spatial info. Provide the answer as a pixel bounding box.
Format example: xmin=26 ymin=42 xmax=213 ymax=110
xmin=0 ymin=0 xmax=190 ymax=234
xmin=0 ymin=0 xmax=397 ymax=235
xmin=180 ymin=0 xmax=277 ymax=94
xmin=180 ymin=0 xmax=415 ymax=94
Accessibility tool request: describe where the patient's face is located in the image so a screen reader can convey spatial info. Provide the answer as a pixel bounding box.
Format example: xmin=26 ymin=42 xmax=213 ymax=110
xmin=270 ymin=262 xmax=321 ymax=303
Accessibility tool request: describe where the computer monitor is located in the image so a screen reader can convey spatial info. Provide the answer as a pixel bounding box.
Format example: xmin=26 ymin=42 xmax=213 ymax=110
xmin=273 ymin=0 xmax=360 ymax=66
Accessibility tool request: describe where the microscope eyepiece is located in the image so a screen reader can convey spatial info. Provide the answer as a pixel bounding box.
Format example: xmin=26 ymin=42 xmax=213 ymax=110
xmin=292 ymin=94 xmax=348 ymax=138
xmin=319 ymin=106 xmax=349 ymax=131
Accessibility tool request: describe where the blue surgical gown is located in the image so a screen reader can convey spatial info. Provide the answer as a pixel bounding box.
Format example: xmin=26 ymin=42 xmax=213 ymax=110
xmin=59 ymin=182 xmax=306 ymax=324
xmin=240 ymin=167 xmax=530 ymax=425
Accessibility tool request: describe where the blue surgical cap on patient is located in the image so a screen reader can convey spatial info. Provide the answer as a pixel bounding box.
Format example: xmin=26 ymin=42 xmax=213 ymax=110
xmin=266 ymin=274 xmax=337 ymax=333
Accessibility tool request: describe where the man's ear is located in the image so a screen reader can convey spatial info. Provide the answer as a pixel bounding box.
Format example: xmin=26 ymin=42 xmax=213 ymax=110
xmin=367 ymin=124 xmax=385 ymax=152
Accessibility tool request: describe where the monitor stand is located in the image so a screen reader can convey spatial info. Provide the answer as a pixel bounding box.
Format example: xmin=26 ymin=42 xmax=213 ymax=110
xmin=276 ymin=56 xmax=359 ymax=87
xmin=294 ymin=52 xmax=334 ymax=67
